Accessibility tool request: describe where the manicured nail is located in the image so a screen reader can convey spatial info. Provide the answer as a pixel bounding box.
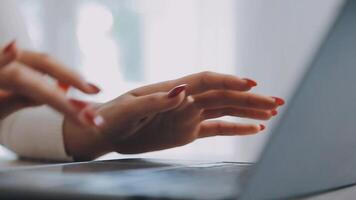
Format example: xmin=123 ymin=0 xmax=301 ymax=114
xmin=243 ymin=78 xmax=257 ymax=87
xmin=58 ymin=82 xmax=70 ymax=93
xmin=260 ymin=124 xmax=266 ymax=131
xmin=69 ymin=98 xmax=88 ymax=110
xmin=3 ymin=40 xmax=16 ymax=54
xmin=168 ymin=84 xmax=187 ymax=98
xmin=271 ymin=110 xmax=278 ymax=116
xmin=87 ymin=83 xmax=101 ymax=93
xmin=272 ymin=97 xmax=285 ymax=106
xmin=84 ymin=110 xmax=105 ymax=127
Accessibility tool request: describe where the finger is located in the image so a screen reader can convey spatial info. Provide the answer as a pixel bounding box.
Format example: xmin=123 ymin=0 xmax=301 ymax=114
xmin=130 ymin=84 xmax=187 ymax=117
xmin=181 ymin=72 xmax=256 ymax=94
xmin=1 ymin=65 xmax=91 ymax=126
xmin=57 ymin=81 xmax=70 ymax=93
xmin=18 ymin=50 xmax=100 ymax=94
xmin=199 ymin=120 xmax=264 ymax=138
xmin=0 ymin=93 xmax=39 ymax=119
xmin=130 ymin=71 xmax=256 ymax=96
xmin=194 ymin=90 xmax=279 ymax=110
xmin=0 ymin=40 xmax=18 ymax=67
xmin=202 ymin=107 xmax=275 ymax=121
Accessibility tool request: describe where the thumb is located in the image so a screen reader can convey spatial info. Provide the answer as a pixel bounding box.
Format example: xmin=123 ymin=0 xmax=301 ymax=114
xmin=132 ymin=84 xmax=187 ymax=116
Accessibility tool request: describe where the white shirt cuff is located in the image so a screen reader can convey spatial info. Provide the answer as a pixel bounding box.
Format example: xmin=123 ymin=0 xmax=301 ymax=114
xmin=0 ymin=106 xmax=73 ymax=162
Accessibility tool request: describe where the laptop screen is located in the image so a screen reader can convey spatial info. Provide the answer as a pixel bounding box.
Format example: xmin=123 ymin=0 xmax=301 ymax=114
xmin=243 ymin=0 xmax=356 ymax=199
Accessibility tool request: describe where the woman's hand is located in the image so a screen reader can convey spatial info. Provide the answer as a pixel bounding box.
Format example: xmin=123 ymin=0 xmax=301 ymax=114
xmin=0 ymin=41 xmax=102 ymax=126
xmin=63 ymin=71 xmax=285 ymax=161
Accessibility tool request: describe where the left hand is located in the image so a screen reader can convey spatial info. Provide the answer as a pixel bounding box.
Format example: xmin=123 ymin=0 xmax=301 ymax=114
xmin=63 ymin=71 xmax=285 ymax=161
xmin=0 ymin=41 xmax=101 ymax=126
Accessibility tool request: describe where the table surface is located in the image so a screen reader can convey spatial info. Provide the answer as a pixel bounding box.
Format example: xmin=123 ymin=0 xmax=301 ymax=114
xmin=0 ymin=153 xmax=355 ymax=200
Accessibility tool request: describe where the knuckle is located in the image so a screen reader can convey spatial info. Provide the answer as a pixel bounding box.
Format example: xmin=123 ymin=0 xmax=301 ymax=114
xmin=221 ymin=76 xmax=230 ymax=89
xmin=219 ymin=90 xmax=231 ymax=99
xmin=238 ymin=109 xmax=248 ymax=117
xmin=36 ymin=53 xmax=53 ymax=65
xmin=147 ymin=94 xmax=161 ymax=103
xmin=243 ymin=94 xmax=255 ymax=106
xmin=8 ymin=67 xmax=25 ymax=83
xmin=199 ymin=71 xmax=228 ymax=90
xmin=209 ymin=91 xmax=221 ymax=99
xmin=209 ymin=91 xmax=228 ymax=106
xmin=38 ymin=53 xmax=51 ymax=60
xmin=199 ymin=71 xmax=214 ymax=84
xmin=199 ymin=71 xmax=214 ymax=78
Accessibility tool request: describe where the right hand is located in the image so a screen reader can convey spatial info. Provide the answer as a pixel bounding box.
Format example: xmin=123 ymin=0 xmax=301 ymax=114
xmin=63 ymin=71 xmax=285 ymax=160
xmin=0 ymin=41 xmax=102 ymax=127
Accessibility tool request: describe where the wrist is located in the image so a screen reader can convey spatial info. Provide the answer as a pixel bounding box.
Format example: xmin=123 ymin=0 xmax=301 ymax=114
xmin=62 ymin=117 xmax=113 ymax=161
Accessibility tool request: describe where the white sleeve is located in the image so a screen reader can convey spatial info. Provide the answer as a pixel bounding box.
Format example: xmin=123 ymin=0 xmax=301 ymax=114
xmin=0 ymin=0 xmax=72 ymax=161
xmin=0 ymin=106 xmax=73 ymax=162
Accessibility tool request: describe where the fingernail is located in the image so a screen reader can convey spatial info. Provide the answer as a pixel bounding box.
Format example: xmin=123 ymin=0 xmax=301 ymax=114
xmin=87 ymin=83 xmax=101 ymax=93
xmin=69 ymin=98 xmax=88 ymax=110
xmin=272 ymin=97 xmax=285 ymax=106
xmin=58 ymin=82 xmax=70 ymax=93
xmin=84 ymin=110 xmax=105 ymax=127
xmin=271 ymin=110 xmax=278 ymax=116
xmin=3 ymin=40 xmax=16 ymax=54
xmin=168 ymin=84 xmax=187 ymax=98
xmin=260 ymin=124 xmax=266 ymax=131
xmin=243 ymin=78 xmax=257 ymax=87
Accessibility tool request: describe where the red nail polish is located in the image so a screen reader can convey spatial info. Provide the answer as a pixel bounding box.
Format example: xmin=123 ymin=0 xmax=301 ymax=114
xmin=243 ymin=78 xmax=257 ymax=87
xmin=88 ymin=83 xmax=101 ymax=93
xmin=58 ymin=82 xmax=70 ymax=93
xmin=3 ymin=40 xmax=16 ymax=54
xmin=69 ymin=98 xmax=88 ymax=110
xmin=260 ymin=124 xmax=266 ymax=131
xmin=271 ymin=110 xmax=278 ymax=116
xmin=272 ymin=97 xmax=285 ymax=106
xmin=168 ymin=84 xmax=187 ymax=98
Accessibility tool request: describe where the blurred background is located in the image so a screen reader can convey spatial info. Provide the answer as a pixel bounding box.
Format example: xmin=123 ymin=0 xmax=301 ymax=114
xmin=13 ymin=0 xmax=342 ymax=162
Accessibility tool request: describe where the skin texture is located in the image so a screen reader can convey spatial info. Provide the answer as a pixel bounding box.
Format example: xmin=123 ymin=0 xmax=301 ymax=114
xmin=0 ymin=41 xmax=101 ymax=126
xmin=63 ymin=71 xmax=284 ymax=161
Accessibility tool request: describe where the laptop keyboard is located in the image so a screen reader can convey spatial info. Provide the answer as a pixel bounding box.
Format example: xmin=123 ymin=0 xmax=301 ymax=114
xmin=0 ymin=160 xmax=253 ymax=200
xmin=84 ymin=162 xmax=253 ymax=199
xmin=159 ymin=163 xmax=252 ymax=182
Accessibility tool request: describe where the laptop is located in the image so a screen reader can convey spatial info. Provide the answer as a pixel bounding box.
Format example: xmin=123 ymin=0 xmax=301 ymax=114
xmin=0 ymin=0 xmax=355 ymax=199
